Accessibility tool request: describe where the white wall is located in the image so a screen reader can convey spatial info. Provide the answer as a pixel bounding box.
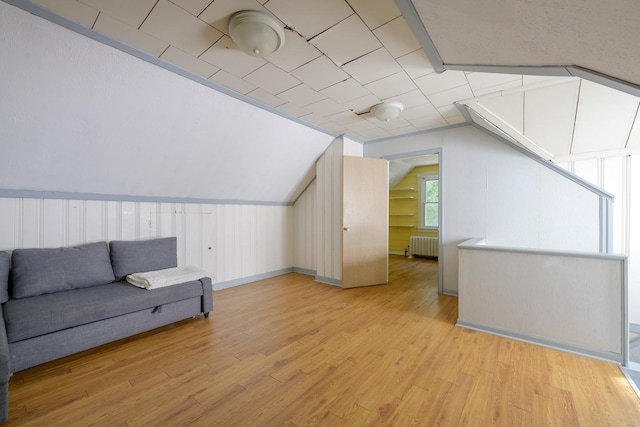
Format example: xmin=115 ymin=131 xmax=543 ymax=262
xmin=0 ymin=197 xmax=293 ymax=290
xmin=313 ymin=136 xmax=363 ymax=283
xmin=0 ymin=2 xmax=333 ymax=203
xmin=293 ymin=180 xmax=316 ymax=273
xmin=365 ymin=126 xmax=602 ymax=294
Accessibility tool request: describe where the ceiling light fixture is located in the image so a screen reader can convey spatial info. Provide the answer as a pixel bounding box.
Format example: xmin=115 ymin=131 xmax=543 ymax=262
xmin=228 ymin=10 xmax=285 ymax=58
xmin=371 ymin=102 xmax=404 ymax=121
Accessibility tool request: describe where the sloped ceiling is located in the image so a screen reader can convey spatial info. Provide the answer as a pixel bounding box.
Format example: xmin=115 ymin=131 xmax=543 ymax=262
xmin=0 ymin=2 xmax=333 ymax=204
xmin=2 ymin=0 xmax=639 ymax=203
xmin=460 ymin=77 xmax=640 ymax=161
xmin=409 ymin=0 xmax=640 ymax=89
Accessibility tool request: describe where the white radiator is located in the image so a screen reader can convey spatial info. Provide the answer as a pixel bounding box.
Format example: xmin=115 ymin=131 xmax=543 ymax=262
xmin=410 ymin=236 xmax=438 ymax=258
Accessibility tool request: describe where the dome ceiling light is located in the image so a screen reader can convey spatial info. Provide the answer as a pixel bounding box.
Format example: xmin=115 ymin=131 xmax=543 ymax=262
xmin=371 ymin=102 xmax=404 ymax=121
xmin=228 ymin=10 xmax=285 ymax=58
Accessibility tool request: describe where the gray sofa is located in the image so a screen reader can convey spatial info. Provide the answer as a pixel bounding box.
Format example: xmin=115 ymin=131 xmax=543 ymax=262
xmin=0 ymin=237 xmax=213 ymax=422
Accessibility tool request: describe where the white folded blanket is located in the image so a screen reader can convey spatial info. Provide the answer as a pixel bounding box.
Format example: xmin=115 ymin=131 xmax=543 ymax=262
xmin=126 ymin=266 xmax=211 ymax=290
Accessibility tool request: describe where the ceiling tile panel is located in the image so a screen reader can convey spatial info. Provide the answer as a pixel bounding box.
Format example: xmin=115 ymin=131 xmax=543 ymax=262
xmin=310 ymin=14 xmax=382 ymax=66
xmin=305 ymin=98 xmax=346 ymax=117
xmin=437 ymin=104 xmax=463 ymax=119
xmin=344 ymin=94 xmax=381 ymax=114
xmin=325 ymin=110 xmax=364 ymax=126
xmin=33 ymin=0 xmax=98 ymax=27
xmin=264 ymin=0 xmax=353 ymax=39
xmin=346 ymin=0 xmax=401 ymax=30
xmin=372 ymin=16 xmax=421 ymax=58
xmin=342 ymin=47 xmax=403 ymax=85
xmin=320 ymin=79 xmax=372 ymax=104
xmin=266 ymin=32 xmax=322 ymax=72
xmin=200 ymin=36 xmax=267 ymax=77
xmin=396 ymin=49 xmax=435 ymax=79
xmin=427 ymin=85 xmax=474 ymax=108
xmin=523 ymin=80 xmax=579 ymax=156
xmin=198 ymin=0 xmax=269 ymax=34
xmin=410 ymin=114 xmax=449 ymax=130
xmin=626 ymin=118 xmax=640 ymax=148
xmin=401 ymin=103 xmax=439 ymax=120
xmin=477 ymin=92 xmax=524 ymax=133
xmin=243 ymin=63 xmax=301 ymax=95
xmin=572 ymin=80 xmax=639 ymax=154
xmin=388 ymin=124 xmax=420 ymax=135
xmin=466 ymin=72 xmax=522 ymax=93
xmin=299 ymin=113 xmax=330 ymax=126
xmin=94 ymin=13 xmax=169 ymax=57
xmin=277 ymin=103 xmax=311 ymax=117
xmin=278 ymin=84 xmax=327 ymax=106
xmin=291 ymin=56 xmax=349 ymax=91
xmin=169 ymin=0 xmax=213 ymax=16
xmin=356 ymin=128 xmax=392 ymax=140
xmin=140 ymin=0 xmax=223 ymax=56
xmin=246 ymin=88 xmax=286 ymax=107
xmin=80 ymin=0 xmax=157 ymax=27
xmin=414 ymin=70 xmax=469 ymax=96
xmin=209 ymin=70 xmax=257 ymax=94
xmin=365 ymin=71 xmax=416 ymax=99
xmin=376 ymin=117 xmax=411 ymax=130
xmin=387 ymin=89 xmax=429 ymax=109
xmin=472 ymin=79 xmax=525 ymax=97
xmin=160 ymin=46 xmax=219 ymax=78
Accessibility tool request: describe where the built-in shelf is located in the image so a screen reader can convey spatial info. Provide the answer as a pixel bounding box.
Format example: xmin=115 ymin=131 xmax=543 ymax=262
xmin=389 ymin=225 xmax=414 ymax=228
xmin=389 ymin=213 xmax=414 ymax=216
xmin=390 ymin=196 xmax=415 ymax=199
xmin=390 ymin=187 xmax=415 ymax=191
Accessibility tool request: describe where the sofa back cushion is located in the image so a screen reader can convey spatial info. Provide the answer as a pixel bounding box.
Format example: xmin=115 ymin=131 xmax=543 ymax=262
xmin=0 ymin=252 xmax=9 ymax=303
xmin=110 ymin=237 xmax=177 ymax=281
xmin=11 ymin=242 xmax=116 ymax=299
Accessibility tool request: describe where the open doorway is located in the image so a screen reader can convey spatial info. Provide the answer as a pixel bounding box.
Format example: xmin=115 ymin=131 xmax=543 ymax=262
xmin=387 ymin=150 xmax=442 ymax=293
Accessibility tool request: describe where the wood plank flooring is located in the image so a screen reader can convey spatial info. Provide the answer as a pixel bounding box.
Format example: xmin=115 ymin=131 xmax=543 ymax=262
xmin=6 ymin=255 xmax=640 ymax=426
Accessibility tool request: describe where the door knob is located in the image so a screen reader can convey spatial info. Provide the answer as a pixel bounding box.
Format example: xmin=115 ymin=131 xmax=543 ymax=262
xmin=343 ymin=227 xmax=350 ymax=231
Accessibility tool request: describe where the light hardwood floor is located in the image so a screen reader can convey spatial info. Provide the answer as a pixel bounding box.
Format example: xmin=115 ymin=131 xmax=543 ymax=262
xmin=7 ymin=256 xmax=640 ymax=426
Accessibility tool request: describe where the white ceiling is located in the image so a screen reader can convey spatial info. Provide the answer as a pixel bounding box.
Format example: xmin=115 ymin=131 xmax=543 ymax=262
xmin=409 ymin=0 xmax=640 ymax=89
xmin=16 ymin=0 xmax=541 ymax=142
xmin=5 ymin=0 xmax=640 ymax=159
xmin=461 ymin=77 xmax=640 ymax=162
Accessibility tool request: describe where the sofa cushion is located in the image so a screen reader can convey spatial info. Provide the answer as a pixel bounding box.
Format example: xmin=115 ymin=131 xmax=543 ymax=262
xmin=0 ymin=252 xmax=9 ymax=303
xmin=11 ymin=242 xmax=115 ymax=299
xmin=110 ymin=237 xmax=177 ymax=281
xmin=2 ymin=280 xmax=204 ymax=343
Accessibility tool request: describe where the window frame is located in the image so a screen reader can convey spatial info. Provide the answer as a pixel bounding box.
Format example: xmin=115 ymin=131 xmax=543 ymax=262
xmin=417 ymin=173 xmax=439 ymax=230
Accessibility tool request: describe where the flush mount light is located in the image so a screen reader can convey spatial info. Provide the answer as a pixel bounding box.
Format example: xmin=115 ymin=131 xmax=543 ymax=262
xmin=228 ymin=10 xmax=285 ymax=57
xmin=371 ymin=101 xmax=404 ymax=121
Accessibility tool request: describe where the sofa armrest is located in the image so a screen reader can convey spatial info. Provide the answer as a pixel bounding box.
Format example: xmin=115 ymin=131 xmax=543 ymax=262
xmin=0 ymin=308 xmax=10 ymax=422
xmin=199 ymin=277 xmax=213 ymax=317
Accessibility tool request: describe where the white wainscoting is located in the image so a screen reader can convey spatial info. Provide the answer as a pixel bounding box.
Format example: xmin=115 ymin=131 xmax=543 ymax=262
xmin=0 ymin=198 xmax=293 ymax=290
xmin=293 ymin=180 xmax=316 ymax=274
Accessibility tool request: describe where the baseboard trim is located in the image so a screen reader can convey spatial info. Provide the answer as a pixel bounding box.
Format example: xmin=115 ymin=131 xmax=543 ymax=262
xmin=293 ymin=267 xmax=316 ymax=276
xmin=315 ymin=276 xmax=342 ymax=287
xmin=456 ymin=319 xmax=623 ymax=364
xmin=213 ymin=268 xmax=294 ymax=291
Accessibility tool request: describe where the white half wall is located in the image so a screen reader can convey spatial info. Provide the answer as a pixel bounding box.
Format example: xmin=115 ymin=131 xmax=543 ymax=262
xmin=365 ymin=125 xmax=602 ymax=294
xmin=0 ymin=2 xmax=333 ymax=203
xmin=0 ymin=197 xmax=293 ymax=290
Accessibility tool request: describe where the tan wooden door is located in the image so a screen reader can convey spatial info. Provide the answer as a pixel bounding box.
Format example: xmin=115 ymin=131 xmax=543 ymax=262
xmin=342 ymin=156 xmax=389 ymax=288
